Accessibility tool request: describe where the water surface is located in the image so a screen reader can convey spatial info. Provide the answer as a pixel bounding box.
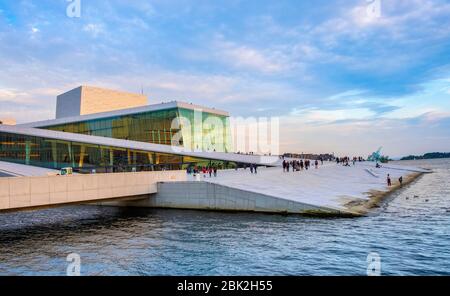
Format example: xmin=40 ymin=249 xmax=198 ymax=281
xmin=0 ymin=159 xmax=449 ymax=275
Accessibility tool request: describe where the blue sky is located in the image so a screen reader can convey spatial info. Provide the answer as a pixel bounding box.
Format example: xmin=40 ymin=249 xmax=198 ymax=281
xmin=0 ymin=0 xmax=449 ymax=156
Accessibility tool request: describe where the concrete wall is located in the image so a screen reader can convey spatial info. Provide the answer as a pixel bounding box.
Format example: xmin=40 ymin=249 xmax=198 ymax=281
xmin=56 ymin=87 xmax=82 ymax=119
xmin=56 ymin=86 xmax=148 ymax=118
xmin=111 ymin=181 xmax=341 ymax=215
xmin=0 ymin=170 xmax=186 ymax=211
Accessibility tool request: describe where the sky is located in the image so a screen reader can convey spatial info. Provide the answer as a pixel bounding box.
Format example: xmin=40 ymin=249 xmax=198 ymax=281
xmin=0 ymin=0 xmax=449 ymax=157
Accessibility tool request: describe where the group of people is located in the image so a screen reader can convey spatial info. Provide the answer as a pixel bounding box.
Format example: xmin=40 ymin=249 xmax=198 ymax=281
xmin=187 ymin=165 xmax=218 ymax=178
xmin=336 ymin=156 xmax=365 ymax=167
xmin=235 ymin=151 xmax=256 ymax=155
xmin=282 ymin=159 xmax=320 ymax=172
xmin=249 ymin=164 xmax=258 ymax=174
xmin=336 ymin=157 xmax=351 ymax=166
xmin=387 ymin=174 xmax=403 ymax=187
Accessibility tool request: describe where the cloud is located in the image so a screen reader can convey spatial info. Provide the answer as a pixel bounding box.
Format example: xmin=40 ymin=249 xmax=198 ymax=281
xmin=247 ymin=0 xmax=450 ymax=80
xmin=99 ymin=69 xmax=302 ymax=116
xmin=0 ymin=88 xmax=32 ymax=103
xmin=0 ymin=88 xmax=60 ymax=104
xmin=121 ymin=1 xmax=156 ymax=17
xmin=291 ymin=108 xmax=376 ymax=124
xmin=415 ymin=111 xmax=450 ymax=123
xmin=0 ymin=86 xmax=56 ymax=123
xmin=280 ymin=112 xmax=450 ymax=156
xmin=289 ymin=87 xmax=403 ymax=124
xmin=315 ymin=0 xmax=450 ymax=40
xmin=210 ymin=37 xmax=293 ymax=74
xmin=83 ymin=23 xmax=105 ymax=37
xmin=0 ymin=0 xmax=449 ymax=155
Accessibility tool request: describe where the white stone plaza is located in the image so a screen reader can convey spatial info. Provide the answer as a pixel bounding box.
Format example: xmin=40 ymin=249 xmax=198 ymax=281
xmin=177 ymin=161 xmax=430 ymax=215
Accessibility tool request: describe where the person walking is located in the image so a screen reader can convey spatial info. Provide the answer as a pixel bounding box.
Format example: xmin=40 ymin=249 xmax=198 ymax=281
xmin=250 ymin=164 xmax=254 ymax=174
xmin=254 ymin=165 xmax=258 ymax=174
xmin=208 ymin=167 xmax=213 ymax=178
xmin=202 ymin=166 xmax=207 ymax=177
xmin=399 ymin=176 xmax=403 ymax=187
xmin=315 ymin=160 xmax=318 ymax=169
xmin=387 ymin=174 xmax=392 ymax=187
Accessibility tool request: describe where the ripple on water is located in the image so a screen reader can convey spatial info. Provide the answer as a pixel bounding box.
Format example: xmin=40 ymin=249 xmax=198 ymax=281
xmin=0 ymin=159 xmax=449 ymax=275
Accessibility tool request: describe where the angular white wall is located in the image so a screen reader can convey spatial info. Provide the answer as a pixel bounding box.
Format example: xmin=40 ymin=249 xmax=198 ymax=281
xmin=0 ymin=171 xmax=186 ymax=211
xmin=56 ymin=86 xmax=148 ymax=119
xmin=108 ymin=181 xmax=343 ymax=215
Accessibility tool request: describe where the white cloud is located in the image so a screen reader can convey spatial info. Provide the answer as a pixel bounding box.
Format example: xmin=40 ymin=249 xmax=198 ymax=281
xmin=102 ymin=70 xmax=301 ymax=108
xmin=385 ymin=76 xmax=450 ymax=119
xmin=326 ymin=89 xmax=368 ymax=101
xmin=421 ymin=111 xmax=450 ymax=122
xmin=0 ymin=88 xmax=30 ymax=103
xmin=291 ymin=107 xmax=375 ymax=123
xmin=1 ymin=0 xmax=449 ymax=155
xmin=213 ymin=38 xmax=291 ymax=74
xmin=280 ymin=112 xmax=450 ymax=156
xmin=83 ymin=23 xmax=105 ymax=37
xmin=315 ymin=0 xmax=450 ymax=42
xmin=0 ymin=87 xmax=62 ymax=104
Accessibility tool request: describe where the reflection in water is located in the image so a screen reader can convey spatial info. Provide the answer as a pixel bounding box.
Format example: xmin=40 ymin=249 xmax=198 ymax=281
xmin=1 ymin=159 xmax=450 ymax=275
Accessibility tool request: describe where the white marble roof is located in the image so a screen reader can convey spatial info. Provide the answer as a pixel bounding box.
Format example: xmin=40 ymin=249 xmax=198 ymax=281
xmin=193 ymin=162 xmax=429 ymax=213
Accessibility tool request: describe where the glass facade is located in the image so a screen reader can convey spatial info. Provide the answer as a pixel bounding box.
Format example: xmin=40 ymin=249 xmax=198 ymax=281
xmin=42 ymin=108 xmax=233 ymax=153
xmin=0 ymin=131 xmax=236 ymax=173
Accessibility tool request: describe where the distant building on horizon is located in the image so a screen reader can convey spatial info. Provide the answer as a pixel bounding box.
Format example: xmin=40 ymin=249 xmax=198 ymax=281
xmin=283 ymin=152 xmax=334 ymax=161
xmin=0 ymin=118 xmax=16 ymax=126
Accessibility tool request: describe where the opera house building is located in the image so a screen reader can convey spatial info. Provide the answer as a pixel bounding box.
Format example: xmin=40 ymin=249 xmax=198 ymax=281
xmin=0 ymin=86 xmax=271 ymax=173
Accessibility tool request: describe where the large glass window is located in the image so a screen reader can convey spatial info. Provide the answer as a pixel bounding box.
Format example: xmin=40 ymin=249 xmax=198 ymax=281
xmin=44 ymin=109 xmax=181 ymax=147
xmin=0 ymin=131 xmax=232 ymax=173
xmin=41 ymin=108 xmax=233 ymax=153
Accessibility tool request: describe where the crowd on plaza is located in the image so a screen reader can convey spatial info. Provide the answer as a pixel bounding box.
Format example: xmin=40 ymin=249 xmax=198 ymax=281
xmin=335 ymin=156 xmax=366 ymax=166
xmin=187 ymin=163 xmax=262 ymax=178
xmin=281 ymin=158 xmax=322 ymax=172
xmin=280 ymin=155 xmax=368 ymax=173
xmin=187 ymin=165 xmax=219 ymax=178
xmin=186 ymin=154 xmax=400 ymax=188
